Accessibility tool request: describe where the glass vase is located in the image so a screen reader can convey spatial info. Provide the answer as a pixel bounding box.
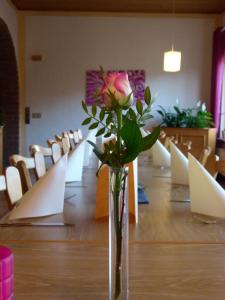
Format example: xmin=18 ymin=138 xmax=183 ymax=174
xmin=109 ymin=166 xmax=129 ymax=300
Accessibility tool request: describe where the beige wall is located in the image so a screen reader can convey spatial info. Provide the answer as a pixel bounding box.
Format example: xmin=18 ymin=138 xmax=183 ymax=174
xmin=24 ymin=15 xmax=215 ymax=152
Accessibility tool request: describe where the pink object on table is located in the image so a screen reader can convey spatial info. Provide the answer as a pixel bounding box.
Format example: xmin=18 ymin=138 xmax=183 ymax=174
xmin=0 ymin=246 xmax=14 ymax=300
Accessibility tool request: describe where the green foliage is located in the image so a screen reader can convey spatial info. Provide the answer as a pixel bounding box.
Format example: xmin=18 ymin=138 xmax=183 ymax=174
xmin=81 ymin=87 xmax=160 ymax=171
xmin=157 ymin=103 xmax=214 ymax=128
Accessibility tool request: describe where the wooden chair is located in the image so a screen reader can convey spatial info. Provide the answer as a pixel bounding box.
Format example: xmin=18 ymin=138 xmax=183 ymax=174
xmin=5 ymin=166 xmax=23 ymax=208
xmin=30 ymin=144 xmax=52 ymax=157
xmin=51 ymin=142 xmax=62 ymax=164
xmin=198 ymin=146 xmax=212 ymax=166
xmin=61 ymin=137 xmax=71 ymax=154
xmin=205 ymin=154 xmax=224 ymax=178
xmin=16 ymin=160 xmax=32 ymax=193
xmin=47 ymin=139 xmax=57 ymax=147
xmin=10 ymin=153 xmax=46 ymax=180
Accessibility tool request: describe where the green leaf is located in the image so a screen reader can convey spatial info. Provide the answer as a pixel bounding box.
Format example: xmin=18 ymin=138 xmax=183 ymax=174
xmin=129 ymin=108 xmax=136 ymax=121
xmin=89 ymin=122 xmax=99 ymax=130
xmin=104 ymin=132 xmax=111 ymax=138
xmin=144 ymin=87 xmax=151 ymax=105
xmin=81 ymin=117 xmax=92 ymax=125
xmin=99 ymin=110 xmax=105 ymax=121
xmin=106 ymin=113 xmax=112 ymax=126
xmin=82 ymin=101 xmax=88 ymax=113
xmin=136 ymin=100 xmax=143 ymax=115
xmin=87 ymin=140 xmax=105 ymax=163
xmin=141 ymin=126 xmax=160 ymax=152
xmin=92 ymin=105 xmax=97 ymax=117
xmin=157 ymin=110 xmax=164 ymax=117
xmin=96 ymin=127 xmax=105 ymax=137
xmin=121 ymin=119 xmax=142 ymax=164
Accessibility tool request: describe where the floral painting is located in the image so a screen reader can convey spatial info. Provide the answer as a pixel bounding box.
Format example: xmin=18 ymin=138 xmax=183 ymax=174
xmin=86 ymin=69 xmax=145 ymax=105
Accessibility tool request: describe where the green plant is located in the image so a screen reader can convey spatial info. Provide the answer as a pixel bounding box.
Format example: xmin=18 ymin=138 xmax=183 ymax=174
xmin=157 ymin=102 xmax=214 ymax=128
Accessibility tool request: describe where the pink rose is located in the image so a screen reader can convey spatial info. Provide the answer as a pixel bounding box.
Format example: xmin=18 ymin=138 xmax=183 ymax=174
xmin=100 ymin=72 xmax=133 ymax=107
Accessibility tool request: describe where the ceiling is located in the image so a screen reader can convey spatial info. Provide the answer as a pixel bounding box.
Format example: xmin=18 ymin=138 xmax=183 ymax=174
xmin=10 ymin=0 xmax=225 ymax=14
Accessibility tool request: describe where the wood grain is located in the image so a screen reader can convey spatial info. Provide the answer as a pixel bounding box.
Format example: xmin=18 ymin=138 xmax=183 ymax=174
xmin=2 ymin=241 xmax=225 ymax=300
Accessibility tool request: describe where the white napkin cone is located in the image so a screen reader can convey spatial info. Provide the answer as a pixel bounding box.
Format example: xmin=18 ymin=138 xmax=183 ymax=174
xmin=83 ymin=129 xmax=97 ymax=167
xmin=152 ymin=140 xmax=171 ymax=167
xmin=66 ymin=140 xmax=85 ymax=182
xmin=9 ymin=154 xmax=67 ymax=220
xmin=189 ymin=153 xmax=225 ymax=218
xmin=170 ymin=141 xmax=189 ymax=185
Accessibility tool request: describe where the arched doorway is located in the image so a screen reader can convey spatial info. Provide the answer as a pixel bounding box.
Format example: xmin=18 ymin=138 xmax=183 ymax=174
xmin=0 ymin=18 xmax=19 ymax=166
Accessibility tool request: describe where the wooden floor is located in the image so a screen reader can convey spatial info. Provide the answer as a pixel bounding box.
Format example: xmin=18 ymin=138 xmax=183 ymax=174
xmin=1 ymin=154 xmax=225 ymax=299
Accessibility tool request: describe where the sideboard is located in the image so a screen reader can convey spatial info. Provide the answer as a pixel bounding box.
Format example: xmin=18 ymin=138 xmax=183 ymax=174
xmin=160 ymin=127 xmax=217 ymax=158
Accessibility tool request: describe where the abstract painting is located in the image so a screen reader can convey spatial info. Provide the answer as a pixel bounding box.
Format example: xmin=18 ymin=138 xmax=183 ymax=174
xmin=86 ymin=69 xmax=145 ymax=105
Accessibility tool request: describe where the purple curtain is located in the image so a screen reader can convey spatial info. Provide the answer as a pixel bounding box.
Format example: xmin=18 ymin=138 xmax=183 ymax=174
xmin=210 ymin=27 xmax=225 ymax=134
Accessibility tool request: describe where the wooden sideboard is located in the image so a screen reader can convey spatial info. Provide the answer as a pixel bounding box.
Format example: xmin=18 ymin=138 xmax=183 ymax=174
xmin=160 ymin=127 xmax=217 ymax=158
xmin=0 ymin=127 xmax=2 ymax=173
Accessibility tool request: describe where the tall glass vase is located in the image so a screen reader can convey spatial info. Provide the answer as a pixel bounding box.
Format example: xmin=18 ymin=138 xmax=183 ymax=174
xmin=109 ymin=166 xmax=129 ymax=300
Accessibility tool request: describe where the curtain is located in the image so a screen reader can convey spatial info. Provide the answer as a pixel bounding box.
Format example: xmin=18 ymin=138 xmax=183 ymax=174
xmin=210 ymin=27 xmax=225 ymax=134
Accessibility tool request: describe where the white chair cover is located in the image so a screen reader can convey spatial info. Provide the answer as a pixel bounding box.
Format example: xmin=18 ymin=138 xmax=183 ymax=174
xmin=8 ymin=154 xmax=67 ymax=220
xmin=170 ymin=141 xmax=189 ymax=185
xmin=189 ymin=153 xmax=225 ymax=218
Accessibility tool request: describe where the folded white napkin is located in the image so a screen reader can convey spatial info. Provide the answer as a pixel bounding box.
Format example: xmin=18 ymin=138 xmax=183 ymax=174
xmin=66 ymin=140 xmax=85 ymax=182
xmin=9 ymin=154 xmax=67 ymax=220
xmin=83 ymin=129 xmax=97 ymax=167
xmin=152 ymin=140 xmax=171 ymax=167
xmin=170 ymin=141 xmax=189 ymax=185
xmin=189 ymin=153 xmax=225 ymax=218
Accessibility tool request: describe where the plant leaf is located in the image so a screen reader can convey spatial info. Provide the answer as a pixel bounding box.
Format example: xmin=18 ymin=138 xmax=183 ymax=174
xmin=81 ymin=117 xmax=92 ymax=125
xmin=96 ymin=127 xmax=105 ymax=137
xmin=121 ymin=119 xmax=142 ymax=164
xmin=141 ymin=126 xmax=160 ymax=152
xmin=136 ymin=100 xmax=143 ymax=115
xmin=89 ymin=122 xmax=98 ymax=130
xmin=99 ymin=110 xmax=105 ymax=121
xmin=82 ymin=101 xmax=88 ymax=113
xmin=144 ymin=87 xmax=151 ymax=105
xmin=92 ymin=104 xmax=97 ymax=117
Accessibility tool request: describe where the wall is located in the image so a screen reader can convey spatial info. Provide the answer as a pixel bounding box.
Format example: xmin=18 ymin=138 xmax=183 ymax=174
xmin=0 ymin=0 xmax=17 ymax=55
xmin=25 ymin=15 xmax=215 ymax=151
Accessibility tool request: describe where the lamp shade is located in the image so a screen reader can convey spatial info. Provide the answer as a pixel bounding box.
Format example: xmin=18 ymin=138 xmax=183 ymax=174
xmin=164 ymin=50 xmax=181 ymax=72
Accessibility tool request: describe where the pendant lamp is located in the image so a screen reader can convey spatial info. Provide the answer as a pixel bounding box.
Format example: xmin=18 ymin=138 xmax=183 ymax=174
xmin=163 ymin=0 xmax=182 ymax=72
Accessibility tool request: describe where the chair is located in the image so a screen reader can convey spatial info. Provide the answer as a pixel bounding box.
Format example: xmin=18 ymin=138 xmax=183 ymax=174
xmin=51 ymin=142 xmax=62 ymax=164
xmin=10 ymin=153 xmax=46 ymax=180
xmin=0 ymin=167 xmax=23 ymax=209
xmin=30 ymin=144 xmax=52 ymax=157
xmin=61 ymin=137 xmax=71 ymax=154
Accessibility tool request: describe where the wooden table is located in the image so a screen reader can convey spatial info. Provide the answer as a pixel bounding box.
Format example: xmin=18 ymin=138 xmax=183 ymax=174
xmin=3 ymin=240 xmax=225 ymax=300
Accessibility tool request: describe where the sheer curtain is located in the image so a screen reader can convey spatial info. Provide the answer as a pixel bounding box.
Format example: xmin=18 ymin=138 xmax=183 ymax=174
xmin=210 ymin=27 xmax=225 ymax=136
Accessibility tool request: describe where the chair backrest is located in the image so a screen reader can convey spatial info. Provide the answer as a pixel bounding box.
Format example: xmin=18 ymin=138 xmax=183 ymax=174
xmin=0 ymin=175 xmax=6 ymax=192
xmin=5 ymin=166 xmax=23 ymax=207
xmin=51 ymin=143 xmax=62 ymax=163
xmin=61 ymin=137 xmax=70 ymax=154
xmin=30 ymin=144 xmax=52 ymax=157
xmin=16 ymin=160 xmax=33 ymax=194
xmin=10 ymin=155 xmax=35 ymax=169
xmin=70 ymin=130 xmax=80 ymax=144
xmin=34 ymin=152 xmax=46 ymax=178
xmin=77 ymin=129 xmax=83 ymax=140
xmin=199 ymin=146 xmax=212 ymax=166
xmin=46 ymin=139 xmax=55 ymax=147
xmin=55 ymin=134 xmax=62 ymax=142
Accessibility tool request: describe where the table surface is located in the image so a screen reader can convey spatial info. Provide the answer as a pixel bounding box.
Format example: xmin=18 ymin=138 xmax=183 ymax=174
xmin=3 ymin=240 xmax=225 ymax=300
